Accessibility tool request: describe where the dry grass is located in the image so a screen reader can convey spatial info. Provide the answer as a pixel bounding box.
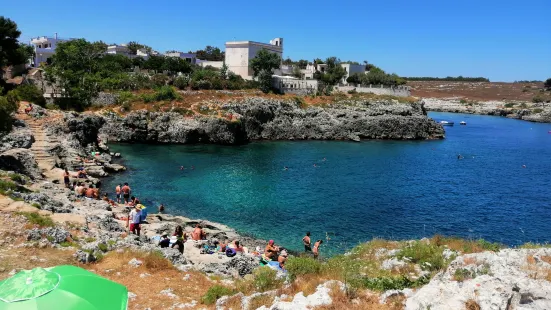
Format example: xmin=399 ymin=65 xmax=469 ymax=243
xmin=314 ymin=284 xmax=403 ymax=310
xmin=409 ymin=81 xmax=545 ymax=101
xmin=463 ymin=257 xmax=478 ymax=265
xmin=0 ymin=247 xmax=77 ymax=280
xmin=465 ymin=299 xmax=481 ymax=310
xmin=248 ymin=294 xmax=275 ymax=310
xmin=541 ymin=256 xmax=551 ymax=265
xmin=224 ymin=294 xmax=243 ymax=309
xmin=91 ymin=250 xmax=215 ymax=310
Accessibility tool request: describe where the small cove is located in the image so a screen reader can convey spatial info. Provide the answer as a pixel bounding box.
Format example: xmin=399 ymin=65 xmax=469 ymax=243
xmin=104 ymin=112 xmax=551 ymax=255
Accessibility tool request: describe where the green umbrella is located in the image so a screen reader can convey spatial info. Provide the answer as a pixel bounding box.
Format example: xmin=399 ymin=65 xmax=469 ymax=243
xmin=0 ymin=265 xmax=128 ymax=310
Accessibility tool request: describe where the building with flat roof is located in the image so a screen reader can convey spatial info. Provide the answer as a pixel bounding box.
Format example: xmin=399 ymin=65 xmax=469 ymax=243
xmin=29 ymin=34 xmax=68 ymax=67
xmin=341 ymin=63 xmax=366 ymax=84
xmin=107 ymin=44 xmax=132 ymax=57
xmin=165 ymin=51 xmax=197 ymax=64
xmin=225 ymin=38 xmax=283 ymax=79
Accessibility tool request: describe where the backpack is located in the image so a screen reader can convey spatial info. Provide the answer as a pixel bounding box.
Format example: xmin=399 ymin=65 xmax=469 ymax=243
xmin=226 ymin=247 xmax=236 ymax=257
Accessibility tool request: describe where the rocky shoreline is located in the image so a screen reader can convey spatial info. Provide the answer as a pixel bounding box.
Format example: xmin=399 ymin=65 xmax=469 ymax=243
xmin=422 ymin=98 xmax=551 ymax=123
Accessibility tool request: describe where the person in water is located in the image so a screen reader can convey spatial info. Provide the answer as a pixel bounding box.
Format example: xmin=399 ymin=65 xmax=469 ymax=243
xmin=115 ymin=184 xmax=122 ymax=204
xmin=457 ymin=154 xmax=464 ymax=160
xmin=62 ymin=168 xmax=71 ymax=188
xmin=302 ymin=232 xmax=312 ymax=252
xmin=283 ymin=166 xmax=288 ymax=170
xmin=122 ymin=183 xmax=131 ymax=203
xmin=313 ymin=240 xmax=323 ymax=259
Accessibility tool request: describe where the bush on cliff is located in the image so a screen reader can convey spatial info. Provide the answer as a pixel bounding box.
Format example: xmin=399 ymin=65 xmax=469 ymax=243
xmin=285 ymin=256 xmax=322 ymax=280
xmin=10 ymin=84 xmax=46 ymax=107
xmin=396 ymin=241 xmax=447 ymax=271
xmin=201 ymin=285 xmax=235 ymax=305
xmin=0 ymin=96 xmax=17 ymax=132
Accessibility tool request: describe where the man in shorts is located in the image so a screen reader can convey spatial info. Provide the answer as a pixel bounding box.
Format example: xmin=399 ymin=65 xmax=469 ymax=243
xmin=122 ymin=183 xmax=131 ymax=204
xmin=115 ymin=184 xmax=122 ymax=204
xmin=302 ymin=232 xmax=312 ymax=252
xmin=128 ymin=205 xmax=142 ymax=236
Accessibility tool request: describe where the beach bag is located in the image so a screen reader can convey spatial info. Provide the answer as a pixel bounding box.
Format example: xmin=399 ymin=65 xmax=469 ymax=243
xmin=226 ymin=247 xmax=236 ymax=257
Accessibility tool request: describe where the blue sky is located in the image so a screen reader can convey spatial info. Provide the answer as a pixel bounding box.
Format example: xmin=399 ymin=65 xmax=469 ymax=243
xmin=4 ymin=0 xmax=550 ymax=81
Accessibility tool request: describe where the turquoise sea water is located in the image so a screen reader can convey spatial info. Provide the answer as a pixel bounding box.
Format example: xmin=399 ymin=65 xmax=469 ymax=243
xmin=104 ymin=112 xmax=551 ymax=255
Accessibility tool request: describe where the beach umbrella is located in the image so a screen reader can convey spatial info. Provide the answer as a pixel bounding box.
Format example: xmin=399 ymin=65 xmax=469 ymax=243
xmin=0 ymin=265 xmax=128 ymax=310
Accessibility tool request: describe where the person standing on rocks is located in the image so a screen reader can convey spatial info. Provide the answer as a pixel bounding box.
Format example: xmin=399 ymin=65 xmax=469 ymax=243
xmin=302 ymin=232 xmax=312 ymax=252
xmin=128 ymin=205 xmax=142 ymax=236
xmin=313 ymin=240 xmax=323 ymax=259
xmin=115 ymin=184 xmax=122 ymax=204
xmin=62 ymin=169 xmax=70 ymax=188
xmin=122 ymin=183 xmax=131 ymax=204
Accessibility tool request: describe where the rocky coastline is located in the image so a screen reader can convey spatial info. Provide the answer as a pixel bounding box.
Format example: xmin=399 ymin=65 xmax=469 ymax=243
xmin=422 ymin=98 xmax=551 ymax=123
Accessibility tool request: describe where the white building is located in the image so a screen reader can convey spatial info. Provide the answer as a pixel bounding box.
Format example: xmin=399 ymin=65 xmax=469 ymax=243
xmin=29 ymin=34 xmax=67 ymax=67
xmin=225 ymin=37 xmax=283 ymax=80
xmin=341 ymin=63 xmax=366 ymax=84
xmin=107 ymin=44 xmax=132 ymax=57
xmin=165 ymin=51 xmax=197 ymax=64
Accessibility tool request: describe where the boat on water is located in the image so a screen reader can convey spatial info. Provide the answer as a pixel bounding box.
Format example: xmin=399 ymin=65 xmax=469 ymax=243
xmin=439 ymin=120 xmax=454 ymax=126
xmin=460 ymin=121 xmax=467 ymax=125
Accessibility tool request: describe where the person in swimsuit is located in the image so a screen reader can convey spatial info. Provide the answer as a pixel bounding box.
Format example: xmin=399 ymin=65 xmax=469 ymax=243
xmin=122 ymin=183 xmax=131 ymax=203
xmin=313 ymin=240 xmax=323 ymax=259
xmin=302 ymin=232 xmax=312 ymax=252
xmin=115 ymin=184 xmax=122 ymax=204
xmin=264 ymin=240 xmax=280 ymax=261
xmin=62 ymin=169 xmax=70 ymax=188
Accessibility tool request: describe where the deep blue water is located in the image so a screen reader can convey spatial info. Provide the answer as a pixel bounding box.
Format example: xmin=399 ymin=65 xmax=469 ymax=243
xmin=104 ymin=112 xmax=551 ymax=254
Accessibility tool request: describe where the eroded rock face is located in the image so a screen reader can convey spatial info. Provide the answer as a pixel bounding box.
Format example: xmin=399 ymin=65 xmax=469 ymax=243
xmin=405 ymin=248 xmax=551 ymax=310
xmin=24 ymin=193 xmax=73 ymax=213
xmin=99 ymin=98 xmax=444 ymax=144
xmin=0 ymin=128 xmax=34 ymax=153
xmin=0 ymin=148 xmax=41 ymax=179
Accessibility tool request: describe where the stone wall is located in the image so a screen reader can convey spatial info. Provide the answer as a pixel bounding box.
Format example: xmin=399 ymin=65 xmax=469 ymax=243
xmin=334 ymin=85 xmax=411 ymax=97
xmin=272 ymin=77 xmax=319 ymax=95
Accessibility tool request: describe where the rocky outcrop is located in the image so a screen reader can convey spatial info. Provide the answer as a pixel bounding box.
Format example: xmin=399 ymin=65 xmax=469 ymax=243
xmin=405 ymin=248 xmax=551 ymax=310
xmin=423 ymin=98 xmax=551 ymax=123
xmin=0 ymin=148 xmax=41 ymax=179
xmin=0 ymin=127 xmax=34 ymax=153
xmin=99 ymin=98 xmax=444 ymax=144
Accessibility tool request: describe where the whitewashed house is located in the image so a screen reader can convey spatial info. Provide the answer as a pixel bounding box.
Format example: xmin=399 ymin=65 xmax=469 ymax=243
xmin=29 ymin=34 xmax=67 ymax=67
xmin=165 ymin=51 xmax=197 ymax=64
xmin=225 ymin=37 xmax=283 ymax=80
xmin=107 ymin=44 xmax=133 ymax=57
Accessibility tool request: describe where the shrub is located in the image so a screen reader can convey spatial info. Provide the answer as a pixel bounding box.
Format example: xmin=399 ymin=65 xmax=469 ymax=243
xmin=155 ymin=85 xmax=180 ymax=101
xmin=362 ymin=275 xmax=430 ymax=291
xmin=17 ymin=212 xmax=54 ymax=227
xmin=142 ymin=251 xmax=172 ymax=271
xmin=12 ymin=84 xmax=46 ymax=107
xmin=285 ymin=256 xmax=322 ymax=280
xmin=173 ymin=75 xmax=190 ymax=90
xmin=98 ymin=243 xmax=108 ymax=252
xmin=533 ymin=108 xmax=543 ymax=113
xmin=453 ymin=268 xmax=474 ymax=282
xmin=475 ymin=239 xmax=502 ymax=252
xmin=532 ymin=96 xmax=544 ymax=103
xmin=520 ymin=103 xmax=528 ymax=109
xmin=201 ymin=285 xmax=235 ymax=305
xmin=0 ymin=96 xmax=18 ymax=132
xmin=504 ymin=103 xmax=515 ymax=108
xmin=347 ymin=89 xmax=357 ymax=94
xmin=59 ymin=241 xmax=77 ymax=248
xmin=396 ymin=241 xmax=446 ymax=271
xmin=8 ymin=173 xmax=24 ymax=183
xmin=151 ymin=74 xmax=169 ymax=87
xmin=253 ymin=266 xmax=283 ymax=292
xmin=31 ymin=203 xmax=41 ymax=209
xmin=459 ymin=99 xmax=467 ymax=104
xmin=0 ymin=179 xmax=18 ymax=195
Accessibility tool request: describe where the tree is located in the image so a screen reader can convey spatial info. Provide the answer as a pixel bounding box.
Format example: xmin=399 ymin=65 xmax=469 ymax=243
xmin=44 ymin=39 xmax=105 ymax=108
xmin=0 ymin=95 xmax=18 ymax=131
xmin=127 ymin=41 xmax=152 ymax=55
xmin=249 ymin=49 xmax=281 ymax=93
xmin=317 ymin=57 xmax=346 ymax=85
xmin=195 ymin=46 xmax=224 ymax=61
xmin=292 ymin=66 xmax=303 ymax=79
xmin=0 ymin=17 xmax=32 ymax=68
xmin=297 ymin=59 xmax=309 ymax=69
xmin=220 ymin=62 xmax=229 ymax=79
xmin=545 ymin=78 xmax=551 ymax=90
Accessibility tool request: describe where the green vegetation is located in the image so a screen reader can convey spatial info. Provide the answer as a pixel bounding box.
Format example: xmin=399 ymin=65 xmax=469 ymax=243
xmin=8 ymin=172 xmax=24 ymax=183
xmin=250 ymin=49 xmax=281 ymax=93
xmin=285 ymin=256 xmax=322 ymax=280
xmin=201 ymin=285 xmax=235 ymax=305
xmin=533 ymin=108 xmax=544 ymax=113
xmin=532 ymin=95 xmax=544 ymax=103
xmin=16 ymin=212 xmax=54 ymax=227
xmin=59 ymin=241 xmax=77 ymax=248
xmin=397 ymin=241 xmax=449 ymax=271
xmin=85 ymin=237 xmax=97 ymax=243
xmin=140 ymin=86 xmax=180 ymax=103
xmin=404 ymin=76 xmax=490 ymax=82
xmin=8 ymin=84 xmax=46 ymax=107
xmin=253 ymin=266 xmax=283 ymax=292
xmin=362 ymin=275 xmax=430 ymax=291
xmin=0 ymin=95 xmax=18 ymax=131
xmin=31 ymin=203 xmax=41 ymax=209
xmin=544 ymin=78 xmax=551 ymax=90
xmin=453 ymin=264 xmax=491 ymax=282
xmin=504 ymin=102 xmax=515 ymax=108
xmin=0 ymin=179 xmax=18 ymax=195
xmin=194 ymin=46 xmax=225 ymax=61
xmin=346 ymin=66 xmax=406 ymax=87
xmin=97 ymin=243 xmax=108 ymax=252
xmin=0 ymin=17 xmax=33 ymax=70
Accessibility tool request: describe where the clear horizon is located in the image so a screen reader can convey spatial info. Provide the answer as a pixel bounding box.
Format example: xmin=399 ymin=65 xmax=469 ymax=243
xmin=3 ymin=0 xmax=550 ymax=82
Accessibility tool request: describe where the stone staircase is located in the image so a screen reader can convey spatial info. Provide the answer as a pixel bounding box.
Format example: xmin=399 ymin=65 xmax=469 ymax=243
xmin=17 ymin=104 xmax=64 ymax=179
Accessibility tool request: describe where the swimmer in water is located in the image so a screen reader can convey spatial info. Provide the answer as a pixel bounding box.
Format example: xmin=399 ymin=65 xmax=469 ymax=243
xmin=457 ymin=154 xmax=463 ymax=160
xmin=313 ymin=164 xmax=317 ymax=167
xmin=322 ymin=157 xmax=326 ymax=161
xmin=522 ymin=165 xmax=527 ymax=168
xmin=180 ymin=166 xmax=184 ymax=170
xmin=191 ymin=166 xmax=195 ymax=170
xmin=283 ymin=166 xmax=288 ymax=170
